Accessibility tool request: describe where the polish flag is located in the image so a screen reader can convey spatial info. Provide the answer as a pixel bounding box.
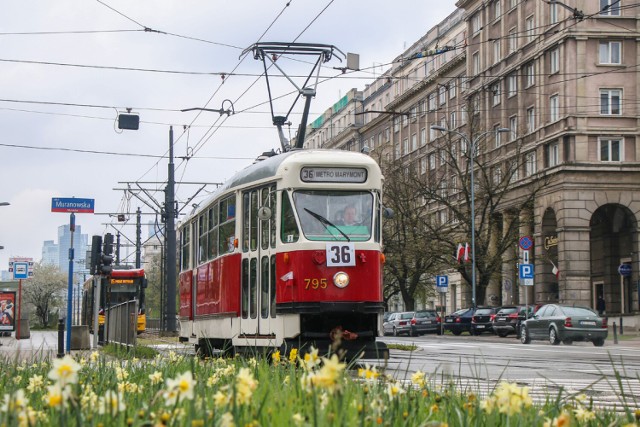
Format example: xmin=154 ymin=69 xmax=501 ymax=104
xmin=464 ymin=243 xmax=470 ymax=262
xmin=456 ymin=244 xmax=464 ymax=263
xmin=550 ymin=261 xmax=559 ymax=278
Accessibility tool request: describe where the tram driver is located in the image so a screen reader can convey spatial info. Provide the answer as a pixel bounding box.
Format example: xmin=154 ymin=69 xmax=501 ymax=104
xmin=337 ymin=205 xmax=358 ymax=226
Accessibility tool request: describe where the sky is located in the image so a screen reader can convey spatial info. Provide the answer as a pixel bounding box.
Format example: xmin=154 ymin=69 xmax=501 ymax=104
xmin=0 ymin=0 xmax=458 ymax=271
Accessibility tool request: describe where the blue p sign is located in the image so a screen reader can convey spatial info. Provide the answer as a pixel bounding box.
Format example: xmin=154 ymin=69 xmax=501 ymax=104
xmin=519 ymin=264 xmax=534 ymax=279
xmin=436 ymin=275 xmax=448 ymax=287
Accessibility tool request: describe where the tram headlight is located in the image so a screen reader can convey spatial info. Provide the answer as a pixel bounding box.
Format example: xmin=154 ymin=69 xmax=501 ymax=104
xmin=333 ymin=272 xmax=350 ymax=288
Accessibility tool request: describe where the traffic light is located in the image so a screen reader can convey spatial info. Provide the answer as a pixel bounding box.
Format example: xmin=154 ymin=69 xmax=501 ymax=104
xmin=100 ymin=233 xmax=114 ymax=275
xmin=90 ymin=235 xmax=102 ymax=275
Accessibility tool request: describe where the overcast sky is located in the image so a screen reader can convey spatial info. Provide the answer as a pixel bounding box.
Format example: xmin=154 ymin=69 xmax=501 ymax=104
xmin=0 ymin=0 xmax=458 ymax=271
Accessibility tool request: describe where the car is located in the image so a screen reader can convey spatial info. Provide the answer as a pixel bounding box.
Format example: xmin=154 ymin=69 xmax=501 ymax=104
xmin=409 ymin=309 xmax=442 ymax=336
xmin=492 ymin=305 xmax=534 ymax=337
xmin=383 ymin=311 xmax=414 ymax=336
xmin=520 ymin=304 xmax=608 ymax=346
xmin=443 ymin=308 xmax=475 ymax=335
xmin=383 ymin=312 xmax=394 ymax=323
xmin=470 ymin=307 xmax=499 ymax=335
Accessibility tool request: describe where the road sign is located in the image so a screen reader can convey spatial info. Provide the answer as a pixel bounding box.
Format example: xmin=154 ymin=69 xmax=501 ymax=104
xmin=519 ymin=236 xmax=533 ymax=251
xmin=13 ymin=262 xmax=29 ymax=279
xmin=51 ymin=197 xmax=95 ymax=213
xmin=436 ymin=275 xmax=448 ymax=293
xmin=522 ymin=250 xmax=530 ymax=264
xmin=619 ymin=263 xmax=632 ymax=277
xmin=9 ymin=257 xmax=34 ymax=278
xmin=519 ymin=264 xmax=534 ymax=279
xmin=522 ymin=278 xmax=534 ymax=286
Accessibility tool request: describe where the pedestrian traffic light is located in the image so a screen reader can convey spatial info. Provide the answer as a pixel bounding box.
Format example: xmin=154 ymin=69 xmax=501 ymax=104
xmin=100 ymin=233 xmax=114 ymax=275
xmin=90 ymin=235 xmax=102 ymax=275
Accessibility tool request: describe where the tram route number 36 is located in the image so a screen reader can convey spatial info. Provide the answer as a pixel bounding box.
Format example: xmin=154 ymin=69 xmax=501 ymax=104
xmin=326 ymin=243 xmax=356 ymax=267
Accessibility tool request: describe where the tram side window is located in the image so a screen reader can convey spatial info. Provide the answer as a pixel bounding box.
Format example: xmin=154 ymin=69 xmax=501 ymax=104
xmin=218 ymin=196 xmax=237 ymax=254
xmin=242 ymin=193 xmax=250 ymax=252
xmin=250 ymin=191 xmax=258 ymax=251
xmin=281 ymin=192 xmax=299 ymax=243
xmin=269 ymin=186 xmax=276 ymax=248
xmin=208 ymin=205 xmax=218 ymax=260
xmin=198 ymin=211 xmax=208 ymax=264
xmin=181 ymin=223 xmax=191 ymax=271
xmin=261 ymin=188 xmax=270 ymax=250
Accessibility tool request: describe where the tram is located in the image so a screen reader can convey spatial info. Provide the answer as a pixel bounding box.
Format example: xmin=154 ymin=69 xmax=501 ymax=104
xmin=82 ymin=268 xmax=147 ymax=335
xmin=178 ymin=149 xmax=389 ymax=359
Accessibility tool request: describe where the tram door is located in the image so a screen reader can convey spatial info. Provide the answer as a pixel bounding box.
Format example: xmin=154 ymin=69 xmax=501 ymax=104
xmin=240 ymin=185 xmax=277 ymax=337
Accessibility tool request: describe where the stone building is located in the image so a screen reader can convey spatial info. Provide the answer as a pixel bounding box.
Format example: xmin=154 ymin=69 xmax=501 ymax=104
xmin=304 ymin=1 xmax=640 ymax=316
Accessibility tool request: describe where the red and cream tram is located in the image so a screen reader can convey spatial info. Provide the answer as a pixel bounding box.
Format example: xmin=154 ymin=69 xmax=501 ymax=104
xmin=178 ymin=149 xmax=388 ymax=358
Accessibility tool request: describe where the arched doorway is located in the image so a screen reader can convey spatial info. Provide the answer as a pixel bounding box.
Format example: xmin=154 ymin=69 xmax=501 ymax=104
xmin=589 ymin=204 xmax=637 ymax=314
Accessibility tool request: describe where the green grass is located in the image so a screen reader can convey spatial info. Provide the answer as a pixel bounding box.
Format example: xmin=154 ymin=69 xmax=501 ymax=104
xmin=387 ymin=343 xmax=418 ymax=351
xmin=101 ymin=342 xmax=159 ymax=359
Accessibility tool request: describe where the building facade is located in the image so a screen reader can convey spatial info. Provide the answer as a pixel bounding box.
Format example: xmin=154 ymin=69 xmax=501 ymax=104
xmin=303 ymin=1 xmax=640 ymax=315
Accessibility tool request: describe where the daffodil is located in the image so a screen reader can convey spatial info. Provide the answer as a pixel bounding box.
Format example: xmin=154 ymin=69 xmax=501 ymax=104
xmin=574 ymin=406 xmax=596 ymax=422
xmin=358 ymin=363 xmax=380 ymax=383
xmin=289 ymin=348 xmax=298 ymax=364
xmin=44 ymin=384 xmax=71 ymax=409
xmin=220 ymin=412 xmax=235 ymax=427
xmin=48 ymin=355 xmax=81 ymax=386
xmin=411 ymin=370 xmax=426 ymax=387
xmin=302 ymin=347 xmax=321 ymax=371
xmin=272 ymin=350 xmax=281 ymax=365
xmin=235 ymin=368 xmax=258 ymax=405
xmin=26 ymin=374 xmax=44 ymax=394
xmin=1 ymin=389 xmax=28 ymax=412
xmin=386 ymin=382 xmax=405 ymax=400
xmin=164 ymin=371 xmax=196 ymax=405
xmin=149 ymin=371 xmax=163 ymax=385
xmin=98 ymin=390 xmax=125 ymax=416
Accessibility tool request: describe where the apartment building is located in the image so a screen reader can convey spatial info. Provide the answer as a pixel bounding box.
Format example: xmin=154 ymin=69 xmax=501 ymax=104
xmin=304 ymin=1 xmax=640 ymax=315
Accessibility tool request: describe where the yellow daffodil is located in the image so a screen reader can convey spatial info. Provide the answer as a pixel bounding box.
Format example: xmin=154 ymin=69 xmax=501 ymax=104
xmin=149 ymin=371 xmax=163 ymax=385
xmin=386 ymin=382 xmax=405 ymax=400
xmin=358 ymin=363 xmax=380 ymax=383
xmin=1 ymin=389 xmax=28 ymax=412
xmin=302 ymin=347 xmax=321 ymax=371
xmin=26 ymin=374 xmax=44 ymax=394
xmin=44 ymin=384 xmax=71 ymax=409
xmin=98 ymin=390 xmax=126 ymax=416
xmin=411 ymin=370 xmax=426 ymax=387
xmin=220 ymin=412 xmax=235 ymax=427
xmin=574 ymin=406 xmax=596 ymax=422
xmin=289 ymin=348 xmax=298 ymax=364
xmin=272 ymin=350 xmax=281 ymax=365
xmin=164 ymin=371 xmax=196 ymax=406
xmin=235 ymin=368 xmax=258 ymax=405
xmin=292 ymin=413 xmax=305 ymax=425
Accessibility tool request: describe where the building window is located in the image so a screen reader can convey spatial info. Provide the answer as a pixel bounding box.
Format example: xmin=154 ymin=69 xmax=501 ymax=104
xmin=473 ymin=52 xmax=480 ymax=75
xmin=421 ymin=157 xmax=427 ymax=174
xmin=492 ymin=166 xmax=503 ymax=184
xmin=461 ymin=105 xmax=468 ymax=124
xmin=472 ymin=13 xmax=482 ymax=35
xmin=549 ymin=95 xmax=559 ymax=122
xmin=428 ymin=93 xmax=436 ymax=111
xmin=494 ymin=125 xmax=502 ymax=148
xmin=440 ymin=149 xmax=446 ymax=166
xmin=403 ymin=138 xmax=409 ymax=155
xmin=600 ymin=89 xmax=622 ymax=115
xmin=494 ymin=0 xmax=502 ymax=20
xmin=525 ymin=151 xmax=537 ymax=176
xmin=384 ymin=127 xmax=390 ymax=141
xmin=492 ymin=82 xmax=501 ymax=106
xmin=377 ymin=133 xmax=382 ymax=148
xmin=550 ymin=2 xmax=558 ymax=23
xmin=600 ymin=138 xmax=623 ymax=161
xmin=527 ymin=107 xmax=536 ymax=133
xmin=430 ymin=124 xmax=436 ymax=141
xmin=549 ymin=48 xmax=559 ymax=73
xmin=493 ymin=40 xmax=501 ymax=64
xmin=420 ymin=100 xmax=427 ymax=115
xmin=508 ymin=28 xmax=517 ymax=54
xmin=439 ymin=86 xmax=447 ymax=105
xmin=600 ymin=0 xmax=620 ymax=15
xmin=508 ymin=73 xmax=517 ymax=97
xmin=421 ymin=128 xmax=426 ymax=146
xmin=525 ymin=16 xmax=535 ymax=43
xmin=509 ymin=115 xmax=517 ymax=141
xmin=525 ymin=62 xmax=535 ymax=87
xmin=411 ymin=133 xmax=417 ymax=151
xmin=393 ymin=117 xmax=399 ymax=132
xmin=429 ymin=153 xmax=436 ymax=169
xmin=547 ymin=141 xmax=559 ymax=166
xmin=599 ymin=41 xmax=621 ymax=64
xmin=509 ymin=160 xmax=519 ymax=183
xmin=450 ymin=111 xmax=457 ymax=129
xmin=510 ymin=0 xmax=517 ymax=9
xmin=449 ymin=81 xmax=457 ymax=99
xmin=402 ymin=114 xmax=408 ymax=127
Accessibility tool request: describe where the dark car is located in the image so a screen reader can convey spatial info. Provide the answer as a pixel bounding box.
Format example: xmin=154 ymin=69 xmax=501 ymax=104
xmin=383 ymin=311 xmax=414 ymax=336
xmin=443 ymin=308 xmax=475 ymax=335
xmin=470 ymin=307 xmax=499 ymax=335
xmin=409 ymin=309 xmax=442 ymax=336
xmin=492 ymin=305 xmax=534 ymax=337
xmin=520 ymin=304 xmax=608 ymax=346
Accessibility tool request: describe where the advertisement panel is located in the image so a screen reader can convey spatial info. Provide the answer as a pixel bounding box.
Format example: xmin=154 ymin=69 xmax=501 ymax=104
xmin=0 ymin=292 xmax=16 ymax=332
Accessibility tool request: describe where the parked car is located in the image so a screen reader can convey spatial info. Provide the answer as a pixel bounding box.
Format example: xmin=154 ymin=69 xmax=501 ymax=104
xmin=492 ymin=305 xmax=533 ymax=337
xmin=410 ymin=309 xmax=442 ymax=336
xmin=383 ymin=312 xmax=394 ymax=323
xmin=443 ymin=308 xmax=475 ymax=335
xmin=520 ymin=304 xmax=608 ymax=346
xmin=470 ymin=307 xmax=499 ymax=335
xmin=383 ymin=311 xmax=414 ymax=336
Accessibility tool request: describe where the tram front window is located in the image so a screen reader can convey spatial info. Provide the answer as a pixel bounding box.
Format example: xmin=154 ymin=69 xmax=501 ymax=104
xmin=293 ymin=191 xmax=373 ymax=241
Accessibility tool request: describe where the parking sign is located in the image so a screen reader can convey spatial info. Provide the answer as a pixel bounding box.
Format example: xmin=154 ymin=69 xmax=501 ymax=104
xmin=519 ymin=264 xmax=534 ymax=279
xmin=436 ymin=275 xmax=448 ymax=293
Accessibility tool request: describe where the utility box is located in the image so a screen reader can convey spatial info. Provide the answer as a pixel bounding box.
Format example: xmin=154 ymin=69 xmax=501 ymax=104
xmin=71 ymin=325 xmax=90 ymax=350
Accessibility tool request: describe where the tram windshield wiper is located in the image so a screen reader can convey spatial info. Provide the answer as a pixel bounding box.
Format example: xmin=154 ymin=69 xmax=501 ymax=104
xmin=303 ymin=208 xmax=350 ymax=242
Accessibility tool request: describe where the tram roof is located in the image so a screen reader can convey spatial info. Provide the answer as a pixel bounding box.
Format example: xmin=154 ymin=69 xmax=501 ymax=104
xmin=184 ymin=149 xmax=380 ymax=221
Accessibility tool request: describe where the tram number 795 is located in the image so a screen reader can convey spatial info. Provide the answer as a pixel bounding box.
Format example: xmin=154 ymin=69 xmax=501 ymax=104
xmin=326 ymin=243 xmax=356 ymax=267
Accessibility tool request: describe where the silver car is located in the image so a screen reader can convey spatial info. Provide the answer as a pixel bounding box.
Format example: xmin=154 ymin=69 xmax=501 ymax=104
xmin=383 ymin=311 xmax=415 ymax=336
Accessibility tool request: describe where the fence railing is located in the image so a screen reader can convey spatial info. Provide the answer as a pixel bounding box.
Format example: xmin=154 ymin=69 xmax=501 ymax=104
xmin=106 ymin=300 xmax=138 ymax=347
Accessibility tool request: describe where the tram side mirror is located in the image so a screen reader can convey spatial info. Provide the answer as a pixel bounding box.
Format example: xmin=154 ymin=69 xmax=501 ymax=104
xmin=383 ymin=207 xmax=394 ymax=219
xmin=258 ymin=206 xmax=272 ymax=220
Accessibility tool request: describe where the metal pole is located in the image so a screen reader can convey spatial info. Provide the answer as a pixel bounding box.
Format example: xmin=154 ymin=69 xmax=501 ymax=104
xmin=92 ymin=276 xmax=100 ymax=349
xmin=16 ymin=279 xmax=22 ymax=340
xmin=166 ymin=126 xmax=177 ymax=333
xmin=66 ymin=213 xmax=75 ymax=353
xmin=136 ymin=207 xmax=142 ymax=268
xmin=469 ymin=135 xmax=477 ymax=310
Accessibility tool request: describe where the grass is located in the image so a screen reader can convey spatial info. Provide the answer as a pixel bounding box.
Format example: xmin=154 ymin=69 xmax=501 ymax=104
xmin=101 ymin=342 xmax=159 ymax=359
xmin=0 ymin=346 xmax=639 ymax=426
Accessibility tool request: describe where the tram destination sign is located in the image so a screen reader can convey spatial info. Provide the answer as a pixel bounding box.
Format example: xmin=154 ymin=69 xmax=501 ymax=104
xmin=51 ymin=197 xmax=95 ymax=213
xmin=300 ymin=167 xmax=367 ymax=183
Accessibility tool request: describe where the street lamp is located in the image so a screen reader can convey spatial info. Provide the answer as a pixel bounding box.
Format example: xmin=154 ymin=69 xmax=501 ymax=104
xmin=0 ymin=202 xmax=9 ymax=206
xmin=430 ymin=125 xmax=510 ymax=308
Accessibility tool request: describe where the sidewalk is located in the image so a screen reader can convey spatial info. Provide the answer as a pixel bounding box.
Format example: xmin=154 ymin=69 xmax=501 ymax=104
xmin=0 ymin=330 xmax=97 ymax=361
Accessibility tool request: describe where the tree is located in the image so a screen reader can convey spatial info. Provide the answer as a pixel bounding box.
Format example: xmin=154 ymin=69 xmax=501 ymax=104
xmin=144 ymin=253 xmax=163 ymax=319
xmin=411 ymin=107 xmax=547 ymax=306
xmin=22 ymin=263 xmax=66 ymax=328
xmin=379 ymin=152 xmax=452 ymax=311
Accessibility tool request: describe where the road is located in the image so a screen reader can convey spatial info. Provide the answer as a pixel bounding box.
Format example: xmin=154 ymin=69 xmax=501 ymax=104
xmin=370 ymin=334 xmax=640 ymax=410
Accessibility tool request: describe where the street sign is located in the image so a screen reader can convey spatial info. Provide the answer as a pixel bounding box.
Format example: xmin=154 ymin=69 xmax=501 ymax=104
xmin=519 ymin=236 xmax=533 ymax=251
xmin=519 ymin=264 xmax=534 ymax=279
xmin=619 ymin=263 xmax=632 ymax=277
xmin=522 ymin=278 xmax=534 ymax=286
xmin=522 ymin=250 xmax=530 ymax=264
xmin=8 ymin=257 xmax=33 ymax=278
xmin=51 ymin=197 xmax=95 ymax=213
xmin=436 ymin=275 xmax=448 ymax=293
xmin=13 ymin=262 xmax=29 ymax=279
